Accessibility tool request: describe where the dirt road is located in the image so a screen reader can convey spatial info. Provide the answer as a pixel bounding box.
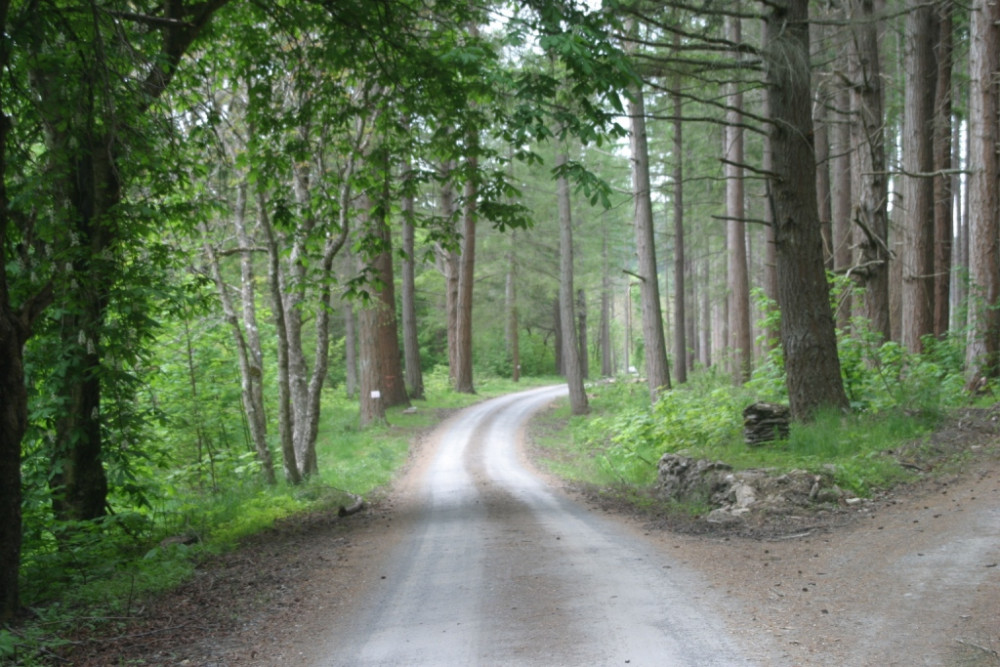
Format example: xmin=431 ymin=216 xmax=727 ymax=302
xmin=310 ymin=386 xmax=759 ymax=666
xmin=62 ymin=387 xmax=1000 ymax=666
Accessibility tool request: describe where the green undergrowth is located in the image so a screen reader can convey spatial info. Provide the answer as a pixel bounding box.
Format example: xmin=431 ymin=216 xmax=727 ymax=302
xmin=532 ymin=332 xmax=986 ymax=505
xmin=4 ymin=372 xmax=553 ymax=665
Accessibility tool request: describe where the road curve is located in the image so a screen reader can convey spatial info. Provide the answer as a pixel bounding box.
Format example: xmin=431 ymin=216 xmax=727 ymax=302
xmin=315 ymin=386 xmax=756 ymax=666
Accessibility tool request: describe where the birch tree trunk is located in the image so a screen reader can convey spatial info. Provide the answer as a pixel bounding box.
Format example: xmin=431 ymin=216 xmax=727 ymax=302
xmin=201 ymin=186 xmax=276 ymax=486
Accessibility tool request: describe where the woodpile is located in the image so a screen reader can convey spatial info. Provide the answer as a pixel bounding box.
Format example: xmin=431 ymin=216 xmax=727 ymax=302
xmin=743 ymin=402 xmax=790 ymax=446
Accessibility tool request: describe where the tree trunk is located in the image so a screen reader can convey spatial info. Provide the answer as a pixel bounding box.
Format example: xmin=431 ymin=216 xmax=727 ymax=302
xmin=577 ymin=289 xmax=589 ymax=380
xmin=628 ymin=73 xmax=671 ymax=400
xmin=813 ymin=28 xmax=834 ymax=270
xmin=286 ymin=153 xmax=316 ymax=477
xmin=554 ymin=295 xmax=564 ymax=376
xmin=505 ymin=232 xmax=521 ymax=382
xmin=401 ymin=166 xmax=425 ymax=400
xmin=201 ymin=188 xmax=276 ymax=485
xmin=965 ymin=0 xmax=1000 ymax=384
xmin=373 ymin=225 xmax=409 ymax=408
xmin=830 ymin=82 xmax=853 ymax=329
xmin=671 ymin=46 xmax=688 ymax=384
xmin=344 ymin=300 xmax=358 ymax=399
xmin=437 ymin=165 xmax=461 ymax=385
xmin=764 ymin=0 xmax=849 ymax=420
xmin=358 ymin=300 xmax=387 ymax=427
xmin=699 ymin=257 xmax=712 ymax=368
xmin=556 ymin=153 xmax=589 ymax=414
xmin=901 ymin=0 xmax=939 ymax=353
xmin=259 ymin=190 xmax=302 ymax=484
xmin=600 ymin=231 xmax=613 ymax=377
xmin=848 ymin=0 xmax=891 ymax=341
xmin=726 ymin=14 xmax=752 ymax=384
xmin=49 ymin=138 xmax=117 ymax=524
xmin=454 ymin=152 xmax=477 ymax=393
xmin=932 ymin=2 xmax=953 ymax=338
xmin=760 ymin=55 xmax=779 ymax=346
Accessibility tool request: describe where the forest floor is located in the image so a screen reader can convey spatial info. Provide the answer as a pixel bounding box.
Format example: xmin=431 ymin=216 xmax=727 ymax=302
xmin=54 ymin=403 xmax=1000 ymax=666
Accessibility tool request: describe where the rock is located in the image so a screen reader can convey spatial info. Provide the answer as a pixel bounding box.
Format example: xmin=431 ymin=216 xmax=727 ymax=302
xmin=402 ymin=407 xmax=418 ymax=415
xmin=657 ymin=454 xmax=732 ymax=503
xmin=655 ymin=453 xmax=846 ymax=521
xmin=743 ymin=402 xmax=790 ymax=446
xmin=706 ymin=507 xmax=745 ymax=525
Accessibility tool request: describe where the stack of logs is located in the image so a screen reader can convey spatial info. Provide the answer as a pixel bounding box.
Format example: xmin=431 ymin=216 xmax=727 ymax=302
xmin=743 ymin=402 xmax=790 ymax=446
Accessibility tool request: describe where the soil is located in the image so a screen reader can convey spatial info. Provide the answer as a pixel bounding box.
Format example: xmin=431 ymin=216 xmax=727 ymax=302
xmin=50 ymin=403 xmax=1000 ymax=666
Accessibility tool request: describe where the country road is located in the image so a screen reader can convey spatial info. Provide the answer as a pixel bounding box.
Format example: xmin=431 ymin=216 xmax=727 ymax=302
xmin=58 ymin=385 xmax=1000 ymax=665
xmin=312 ymin=385 xmax=759 ymax=666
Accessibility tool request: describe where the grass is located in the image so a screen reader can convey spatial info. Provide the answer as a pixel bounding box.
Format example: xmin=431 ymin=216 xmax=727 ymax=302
xmin=529 ymin=370 xmax=970 ymax=501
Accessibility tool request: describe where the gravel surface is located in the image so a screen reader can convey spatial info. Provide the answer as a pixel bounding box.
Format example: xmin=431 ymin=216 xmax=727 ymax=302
xmin=56 ymin=391 xmax=1000 ymax=666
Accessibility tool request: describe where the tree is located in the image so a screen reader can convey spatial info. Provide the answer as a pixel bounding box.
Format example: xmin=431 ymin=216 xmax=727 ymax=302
xmin=965 ymin=0 xmax=1000 ymax=385
xmin=763 ymin=0 xmax=849 ymax=419
xmin=848 ymin=0 xmax=891 ymax=341
xmin=900 ymin=0 xmax=939 ymax=353
xmin=556 ymin=151 xmax=589 ymax=415
xmin=671 ymin=49 xmax=687 ymax=384
xmin=932 ymin=2 xmax=954 ymax=338
xmin=625 ymin=21 xmax=671 ymax=401
xmin=725 ymin=13 xmax=752 ymax=384
xmin=401 ymin=155 xmax=426 ymax=400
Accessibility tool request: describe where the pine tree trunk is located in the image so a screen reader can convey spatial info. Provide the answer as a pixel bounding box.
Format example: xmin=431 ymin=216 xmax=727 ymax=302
xmin=577 ymin=289 xmax=589 ymax=380
xmin=455 ymin=153 xmax=476 ymax=394
xmin=932 ymin=3 xmax=953 ymax=338
xmin=600 ymin=230 xmax=613 ymax=377
xmin=371 ymin=199 xmax=410 ymax=408
xmin=699 ymin=258 xmax=712 ymax=368
xmin=965 ymin=0 xmax=1000 ymax=384
xmin=901 ymin=0 xmax=939 ymax=353
xmin=628 ymin=74 xmax=671 ymax=399
xmin=764 ymin=0 xmax=849 ymax=420
xmin=505 ymin=233 xmax=520 ymax=382
xmin=402 ymin=172 xmax=425 ymax=400
xmin=848 ymin=0 xmax=891 ymax=340
xmin=830 ymin=82 xmax=853 ymax=328
xmin=358 ymin=301 xmax=386 ymax=427
xmin=556 ymin=154 xmax=588 ymax=414
xmin=344 ymin=300 xmax=358 ymax=399
xmin=726 ymin=14 xmax=752 ymax=383
xmin=672 ymin=48 xmax=687 ymax=384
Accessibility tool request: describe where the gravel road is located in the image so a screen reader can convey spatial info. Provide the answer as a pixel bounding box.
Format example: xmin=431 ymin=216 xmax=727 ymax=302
xmin=312 ymin=386 xmax=761 ymax=666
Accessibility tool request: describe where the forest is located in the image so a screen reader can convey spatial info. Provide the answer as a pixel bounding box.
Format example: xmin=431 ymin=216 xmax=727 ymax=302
xmin=1 ymin=0 xmax=997 ymax=658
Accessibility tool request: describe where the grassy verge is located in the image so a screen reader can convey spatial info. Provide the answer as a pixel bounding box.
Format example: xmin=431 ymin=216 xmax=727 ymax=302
xmin=530 ymin=370 xmax=986 ymax=512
